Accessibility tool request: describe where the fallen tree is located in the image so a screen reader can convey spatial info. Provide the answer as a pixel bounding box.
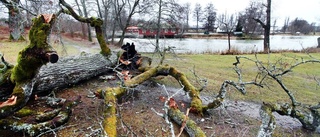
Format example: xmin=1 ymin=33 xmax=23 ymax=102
xmin=0 ymin=14 xmax=81 ymax=136
xmin=0 ymin=14 xmax=60 ymax=118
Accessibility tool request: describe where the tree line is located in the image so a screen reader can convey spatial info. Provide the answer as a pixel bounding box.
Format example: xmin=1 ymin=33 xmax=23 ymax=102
xmin=0 ymin=0 xmax=318 ymax=48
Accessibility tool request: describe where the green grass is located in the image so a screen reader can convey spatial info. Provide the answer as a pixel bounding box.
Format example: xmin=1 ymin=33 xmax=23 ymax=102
xmin=0 ymin=39 xmax=86 ymax=65
xmin=0 ymin=41 xmax=26 ymax=64
xmin=148 ymin=53 xmax=320 ymax=105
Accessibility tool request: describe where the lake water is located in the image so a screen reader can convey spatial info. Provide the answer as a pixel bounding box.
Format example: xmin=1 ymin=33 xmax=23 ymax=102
xmin=123 ymin=35 xmax=320 ymax=53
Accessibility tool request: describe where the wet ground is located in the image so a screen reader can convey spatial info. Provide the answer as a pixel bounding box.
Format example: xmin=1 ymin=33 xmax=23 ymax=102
xmin=29 ymin=72 xmax=307 ymax=137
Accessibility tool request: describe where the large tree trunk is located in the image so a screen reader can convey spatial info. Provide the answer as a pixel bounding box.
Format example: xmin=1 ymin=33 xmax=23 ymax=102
xmin=253 ymin=0 xmax=271 ymax=53
xmin=264 ymin=0 xmax=271 ymax=53
xmin=33 ymin=52 xmax=118 ymax=95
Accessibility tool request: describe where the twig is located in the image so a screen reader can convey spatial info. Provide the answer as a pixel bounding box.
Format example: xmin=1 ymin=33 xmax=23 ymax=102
xmin=151 ymin=83 xmax=185 ymax=137
xmin=189 ymin=65 xmax=208 ymax=92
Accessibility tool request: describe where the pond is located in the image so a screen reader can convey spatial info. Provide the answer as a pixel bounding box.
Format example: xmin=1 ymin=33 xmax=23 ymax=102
xmin=124 ymin=35 xmax=320 ymax=53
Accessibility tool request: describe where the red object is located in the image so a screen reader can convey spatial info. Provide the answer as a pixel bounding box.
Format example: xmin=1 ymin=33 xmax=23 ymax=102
xmin=126 ymin=26 xmax=179 ymax=38
xmin=168 ymin=98 xmax=179 ymax=109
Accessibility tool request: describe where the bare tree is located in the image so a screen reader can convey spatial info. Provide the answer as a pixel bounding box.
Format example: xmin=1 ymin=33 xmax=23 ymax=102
xmin=288 ymin=18 xmax=313 ymax=34
xmin=109 ymin=0 xmax=125 ymax=44
xmin=152 ymin=0 xmax=181 ymax=54
xmin=231 ymin=55 xmax=320 ymax=136
xmin=281 ymin=17 xmax=290 ymax=33
xmin=74 ymin=0 xmax=87 ymax=38
xmin=272 ymin=19 xmax=276 ymax=34
xmin=78 ymin=0 xmax=93 ymax=41
xmin=203 ymin=2 xmax=216 ymax=33
xmin=2 ymin=1 xmax=320 ymax=136
xmin=95 ymin=0 xmax=103 ymax=18
xmin=217 ymin=13 xmax=237 ymax=53
xmin=117 ymin=0 xmax=152 ymax=46
xmin=26 ymin=0 xmax=54 ymax=15
xmin=183 ymin=2 xmax=191 ymax=32
xmin=252 ymin=0 xmax=271 ymax=53
xmin=99 ymin=0 xmax=112 ymax=42
xmin=193 ymin=3 xmax=202 ymax=33
xmin=240 ymin=1 xmax=264 ymax=37
xmin=0 ymin=0 xmax=24 ymax=40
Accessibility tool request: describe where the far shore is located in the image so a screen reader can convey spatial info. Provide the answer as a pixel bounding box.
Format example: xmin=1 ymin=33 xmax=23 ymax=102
xmin=179 ymin=32 xmax=320 ymax=40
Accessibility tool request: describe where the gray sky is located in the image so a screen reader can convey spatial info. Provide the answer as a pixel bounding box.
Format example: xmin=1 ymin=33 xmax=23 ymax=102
xmin=180 ymin=0 xmax=320 ymax=27
xmin=0 ymin=0 xmax=318 ymax=28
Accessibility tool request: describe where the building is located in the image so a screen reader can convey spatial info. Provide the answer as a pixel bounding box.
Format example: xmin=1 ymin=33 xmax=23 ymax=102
xmin=126 ymin=26 xmax=179 ymax=38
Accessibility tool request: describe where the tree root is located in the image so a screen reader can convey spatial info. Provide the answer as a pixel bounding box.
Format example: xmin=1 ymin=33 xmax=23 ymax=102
xmin=0 ymin=96 xmax=80 ymax=136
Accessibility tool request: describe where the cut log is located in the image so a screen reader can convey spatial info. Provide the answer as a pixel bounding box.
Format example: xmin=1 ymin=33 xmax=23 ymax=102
xmin=32 ymin=52 xmax=118 ymax=95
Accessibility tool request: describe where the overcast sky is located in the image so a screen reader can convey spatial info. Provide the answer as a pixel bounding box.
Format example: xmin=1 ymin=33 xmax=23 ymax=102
xmin=179 ymin=0 xmax=320 ymax=27
xmin=0 ymin=0 xmax=319 ymax=28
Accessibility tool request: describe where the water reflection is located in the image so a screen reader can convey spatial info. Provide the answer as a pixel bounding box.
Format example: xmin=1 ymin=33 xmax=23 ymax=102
xmin=125 ymin=35 xmax=319 ymax=53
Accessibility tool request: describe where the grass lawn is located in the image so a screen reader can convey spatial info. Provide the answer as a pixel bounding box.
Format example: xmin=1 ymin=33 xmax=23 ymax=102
xmin=148 ymin=52 xmax=320 ymax=105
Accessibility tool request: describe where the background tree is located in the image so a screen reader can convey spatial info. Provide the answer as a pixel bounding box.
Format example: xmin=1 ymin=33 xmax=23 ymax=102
xmin=95 ymin=0 xmax=103 ymax=18
xmin=240 ymin=1 xmax=264 ymax=37
xmin=101 ymin=0 xmax=112 ymax=41
xmin=281 ymin=17 xmax=290 ymax=33
xmin=167 ymin=2 xmax=190 ymax=35
xmin=117 ymin=0 xmax=153 ymax=46
xmin=203 ymin=2 xmax=216 ymax=33
xmin=272 ymin=19 xmax=276 ymax=34
xmin=150 ymin=0 xmax=181 ymax=54
xmin=182 ymin=2 xmax=191 ymax=32
xmin=0 ymin=0 xmax=24 ymax=40
xmin=193 ymin=3 xmax=202 ymax=33
xmin=78 ymin=0 xmax=93 ymax=42
xmin=217 ymin=12 xmax=237 ymax=53
xmin=252 ymin=0 xmax=271 ymax=53
xmin=288 ymin=18 xmax=313 ymax=34
xmin=26 ymin=0 xmax=55 ymax=15
xmin=109 ymin=0 xmax=125 ymax=44
xmin=235 ymin=16 xmax=243 ymax=32
xmin=72 ymin=0 xmax=86 ymax=39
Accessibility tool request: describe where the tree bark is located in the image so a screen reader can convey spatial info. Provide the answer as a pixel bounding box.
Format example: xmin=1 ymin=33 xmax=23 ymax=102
xmin=80 ymin=0 xmax=93 ymax=42
xmin=0 ymin=14 xmax=58 ymax=118
xmin=253 ymin=0 xmax=271 ymax=53
xmin=33 ymin=52 xmax=118 ymax=95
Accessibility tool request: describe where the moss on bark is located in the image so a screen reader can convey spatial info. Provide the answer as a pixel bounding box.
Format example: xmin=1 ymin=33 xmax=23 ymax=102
xmin=100 ymin=63 xmax=207 ymax=136
xmin=168 ymin=108 xmax=206 ymax=137
xmin=59 ymin=0 xmax=111 ymax=56
xmin=0 ymin=14 xmax=59 ymax=118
